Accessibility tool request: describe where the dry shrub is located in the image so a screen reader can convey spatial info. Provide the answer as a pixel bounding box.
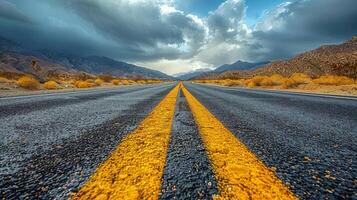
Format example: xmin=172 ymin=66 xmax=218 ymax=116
xmin=95 ymin=78 xmax=104 ymax=86
xmin=121 ymin=80 xmax=130 ymax=85
xmin=99 ymin=75 xmax=114 ymax=82
xmin=17 ymin=76 xmax=40 ymax=90
xmin=280 ymin=79 xmax=298 ymax=89
xmin=44 ymin=81 xmax=59 ymax=90
xmin=112 ymin=79 xmax=120 ymax=85
xmin=137 ymin=80 xmax=147 ymax=84
xmin=290 ymin=73 xmax=311 ymax=84
xmin=86 ymin=79 xmax=95 ymax=84
xmin=270 ymin=74 xmax=285 ymax=85
xmin=0 ymin=77 xmax=10 ymax=83
xmin=75 ymin=81 xmax=91 ymax=88
xmin=312 ymin=75 xmax=355 ymax=85
xmin=244 ymin=80 xmax=256 ymax=88
xmin=245 ymin=76 xmax=274 ymax=87
xmin=221 ymin=79 xmax=244 ymax=87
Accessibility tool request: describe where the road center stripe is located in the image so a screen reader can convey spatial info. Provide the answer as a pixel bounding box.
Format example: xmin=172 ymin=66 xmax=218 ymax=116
xmin=71 ymin=84 xmax=180 ymax=200
xmin=182 ymin=85 xmax=297 ymax=199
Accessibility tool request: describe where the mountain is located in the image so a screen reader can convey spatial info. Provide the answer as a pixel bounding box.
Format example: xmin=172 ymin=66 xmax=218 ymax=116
xmin=214 ymin=60 xmax=270 ymax=72
xmin=0 ymin=36 xmax=173 ymax=80
xmin=0 ymin=36 xmax=25 ymax=53
xmin=39 ymin=51 xmax=172 ymax=79
xmin=176 ymin=61 xmax=269 ymax=80
xmin=175 ymin=68 xmax=211 ymax=80
xmin=198 ymin=37 xmax=357 ymax=80
xmin=0 ymin=52 xmax=91 ymax=81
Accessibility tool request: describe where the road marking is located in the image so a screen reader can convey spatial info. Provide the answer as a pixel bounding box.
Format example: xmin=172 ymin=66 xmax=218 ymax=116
xmin=182 ymin=85 xmax=297 ymax=199
xmin=71 ymin=84 xmax=180 ymax=199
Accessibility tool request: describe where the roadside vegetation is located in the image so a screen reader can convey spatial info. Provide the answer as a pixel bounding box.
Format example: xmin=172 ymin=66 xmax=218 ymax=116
xmin=17 ymin=76 xmax=41 ymax=90
xmin=0 ymin=73 xmax=166 ymax=93
xmin=193 ymin=74 xmax=357 ymax=95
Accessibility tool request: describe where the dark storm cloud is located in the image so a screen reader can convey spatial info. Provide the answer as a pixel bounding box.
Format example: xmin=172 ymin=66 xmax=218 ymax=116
xmin=243 ymin=0 xmax=357 ymax=61
xmin=0 ymin=0 xmax=356 ymax=70
xmin=0 ymin=0 xmax=31 ymax=23
xmin=0 ymin=0 xmax=206 ymax=61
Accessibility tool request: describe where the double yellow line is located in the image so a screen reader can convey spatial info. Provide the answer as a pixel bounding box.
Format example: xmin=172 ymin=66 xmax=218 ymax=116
xmin=71 ymin=83 xmax=297 ymax=199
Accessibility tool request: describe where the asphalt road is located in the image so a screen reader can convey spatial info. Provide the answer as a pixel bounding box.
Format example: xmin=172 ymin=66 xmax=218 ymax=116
xmin=1 ymin=82 xmax=356 ymax=199
xmin=184 ymin=83 xmax=357 ymax=199
xmin=0 ymin=84 xmax=175 ymax=199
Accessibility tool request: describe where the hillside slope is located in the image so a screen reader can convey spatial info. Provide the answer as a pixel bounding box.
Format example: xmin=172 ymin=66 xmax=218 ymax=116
xmin=40 ymin=52 xmax=172 ymax=79
xmin=211 ymin=37 xmax=357 ymax=80
xmin=178 ymin=61 xmax=268 ymax=80
xmin=0 ymin=37 xmax=172 ymax=80
xmin=215 ymin=60 xmax=269 ymax=72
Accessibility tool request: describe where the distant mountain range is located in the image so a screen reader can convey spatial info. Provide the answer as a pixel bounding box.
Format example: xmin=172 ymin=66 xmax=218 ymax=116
xmin=0 ymin=36 xmax=172 ymax=80
xmin=176 ymin=60 xmax=270 ymax=80
xmin=196 ymin=37 xmax=357 ymax=80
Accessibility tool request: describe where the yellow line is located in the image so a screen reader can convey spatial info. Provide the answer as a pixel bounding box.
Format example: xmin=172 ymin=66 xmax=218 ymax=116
xmin=182 ymin=85 xmax=297 ymax=200
xmin=71 ymin=84 xmax=180 ymax=200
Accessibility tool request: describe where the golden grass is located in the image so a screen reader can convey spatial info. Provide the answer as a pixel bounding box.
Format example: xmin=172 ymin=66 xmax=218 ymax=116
xmin=75 ymin=81 xmax=92 ymax=88
xmin=0 ymin=76 xmax=10 ymax=83
xmin=112 ymin=79 xmax=120 ymax=85
xmin=44 ymin=81 xmax=59 ymax=90
xmin=121 ymin=80 xmax=130 ymax=85
xmin=290 ymin=73 xmax=311 ymax=84
xmin=195 ymin=74 xmax=356 ymax=90
xmin=17 ymin=76 xmax=40 ymax=90
xmin=312 ymin=75 xmax=355 ymax=85
xmin=94 ymin=78 xmax=104 ymax=86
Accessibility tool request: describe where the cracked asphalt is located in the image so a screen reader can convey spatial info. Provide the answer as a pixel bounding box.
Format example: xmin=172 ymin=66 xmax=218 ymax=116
xmin=159 ymin=90 xmax=218 ymax=200
xmin=185 ymin=83 xmax=357 ymax=199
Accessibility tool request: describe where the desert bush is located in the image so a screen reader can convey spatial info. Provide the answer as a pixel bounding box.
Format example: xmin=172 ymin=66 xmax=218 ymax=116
xmin=270 ymin=74 xmax=285 ymax=85
xmin=312 ymin=75 xmax=355 ymax=85
xmin=86 ymin=79 xmax=95 ymax=84
xmin=221 ymin=79 xmax=244 ymax=87
xmin=44 ymin=81 xmax=59 ymax=90
xmin=244 ymin=79 xmax=256 ymax=88
xmin=121 ymin=80 xmax=130 ymax=85
xmin=17 ymin=76 xmax=40 ymax=90
xmin=99 ymin=75 xmax=114 ymax=82
xmin=280 ymin=79 xmax=298 ymax=89
xmin=136 ymin=80 xmax=147 ymax=84
xmin=245 ymin=76 xmax=274 ymax=87
xmin=290 ymin=73 xmax=311 ymax=84
xmin=112 ymin=79 xmax=120 ymax=85
xmin=75 ymin=81 xmax=91 ymax=88
xmin=95 ymin=78 xmax=104 ymax=86
xmin=0 ymin=77 xmax=10 ymax=83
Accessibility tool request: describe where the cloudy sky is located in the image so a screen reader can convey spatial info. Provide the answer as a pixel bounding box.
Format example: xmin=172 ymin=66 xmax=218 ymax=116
xmin=1 ymin=0 xmax=356 ymax=75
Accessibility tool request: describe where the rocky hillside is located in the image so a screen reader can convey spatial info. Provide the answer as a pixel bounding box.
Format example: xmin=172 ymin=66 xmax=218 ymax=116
xmin=177 ymin=61 xmax=268 ymax=80
xmin=0 ymin=52 xmax=91 ymax=81
xmin=199 ymin=37 xmax=357 ymax=80
xmin=39 ymin=52 xmax=172 ymax=79
xmin=0 ymin=36 xmax=172 ymax=80
xmin=215 ymin=60 xmax=269 ymax=72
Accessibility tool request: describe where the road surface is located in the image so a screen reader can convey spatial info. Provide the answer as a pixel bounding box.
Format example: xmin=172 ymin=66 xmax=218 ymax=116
xmin=185 ymin=83 xmax=357 ymax=199
xmin=0 ymin=84 xmax=175 ymax=199
xmin=1 ymin=82 xmax=356 ymax=199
